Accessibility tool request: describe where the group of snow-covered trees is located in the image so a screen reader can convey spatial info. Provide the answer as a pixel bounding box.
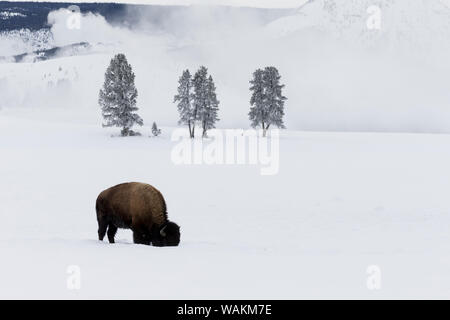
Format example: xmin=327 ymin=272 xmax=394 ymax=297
xmin=99 ymin=54 xmax=286 ymax=137
xmin=249 ymin=67 xmax=287 ymax=137
xmin=174 ymin=66 xmax=220 ymax=138
xmin=174 ymin=66 xmax=286 ymax=138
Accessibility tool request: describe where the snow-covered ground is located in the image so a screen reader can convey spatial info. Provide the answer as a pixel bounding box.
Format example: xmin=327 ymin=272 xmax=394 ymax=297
xmin=1 ymin=112 xmax=450 ymax=299
xmin=1 ymin=0 xmax=450 ymax=300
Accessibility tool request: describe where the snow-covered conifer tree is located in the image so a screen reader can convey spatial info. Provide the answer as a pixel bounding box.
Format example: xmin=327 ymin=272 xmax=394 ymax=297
xmin=174 ymin=69 xmax=194 ymax=138
xmin=99 ymin=53 xmax=143 ymax=136
xmin=249 ymin=68 xmax=266 ymax=132
xmin=192 ymin=66 xmax=209 ymax=138
xmin=151 ymin=122 xmax=161 ymax=137
xmin=249 ymin=66 xmax=287 ymax=137
xmin=263 ymin=66 xmax=286 ymax=131
xmin=201 ymin=75 xmax=220 ymax=138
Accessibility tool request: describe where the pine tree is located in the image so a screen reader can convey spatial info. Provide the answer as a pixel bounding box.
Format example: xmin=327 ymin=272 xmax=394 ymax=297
xmin=249 ymin=66 xmax=287 ymax=137
xmin=192 ymin=66 xmax=209 ymax=138
xmin=174 ymin=69 xmax=194 ymax=138
xmin=249 ymin=68 xmax=265 ymax=130
xmin=264 ymin=66 xmax=286 ymax=131
xmin=99 ymin=53 xmax=143 ymax=136
xmin=202 ymin=75 xmax=220 ymax=138
xmin=151 ymin=122 xmax=161 ymax=137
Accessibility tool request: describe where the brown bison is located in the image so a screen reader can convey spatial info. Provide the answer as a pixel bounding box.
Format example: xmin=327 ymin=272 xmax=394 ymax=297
xmin=96 ymin=182 xmax=180 ymax=246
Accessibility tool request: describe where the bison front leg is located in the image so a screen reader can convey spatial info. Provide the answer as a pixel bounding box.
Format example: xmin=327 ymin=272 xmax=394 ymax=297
xmin=132 ymin=230 xmax=151 ymax=245
xmin=107 ymin=224 xmax=118 ymax=244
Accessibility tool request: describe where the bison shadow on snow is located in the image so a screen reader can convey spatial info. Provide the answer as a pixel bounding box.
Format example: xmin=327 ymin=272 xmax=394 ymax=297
xmin=96 ymin=182 xmax=181 ymax=246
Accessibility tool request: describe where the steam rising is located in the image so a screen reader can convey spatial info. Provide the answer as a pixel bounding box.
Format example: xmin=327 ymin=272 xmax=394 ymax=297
xmin=0 ymin=1 xmax=449 ymax=133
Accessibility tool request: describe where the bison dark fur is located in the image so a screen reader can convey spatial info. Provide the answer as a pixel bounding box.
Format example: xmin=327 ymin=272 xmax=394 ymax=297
xmin=96 ymin=182 xmax=180 ymax=246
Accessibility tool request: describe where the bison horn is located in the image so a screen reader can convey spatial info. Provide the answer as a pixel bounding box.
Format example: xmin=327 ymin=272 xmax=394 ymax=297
xmin=160 ymin=225 xmax=167 ymax=237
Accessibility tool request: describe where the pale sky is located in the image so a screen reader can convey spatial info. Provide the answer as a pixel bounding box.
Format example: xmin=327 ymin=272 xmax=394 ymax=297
xmin=8 ymin=0 xmax=309 ymax=9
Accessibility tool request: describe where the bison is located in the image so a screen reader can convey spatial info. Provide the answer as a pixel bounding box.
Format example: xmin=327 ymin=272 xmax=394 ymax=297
xmin=96 ymin=182 xmax=180 ymax=246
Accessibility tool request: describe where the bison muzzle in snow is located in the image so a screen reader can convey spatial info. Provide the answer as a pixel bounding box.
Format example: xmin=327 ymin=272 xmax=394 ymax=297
xmin=96 ymin=182 xmax=180 ymax=246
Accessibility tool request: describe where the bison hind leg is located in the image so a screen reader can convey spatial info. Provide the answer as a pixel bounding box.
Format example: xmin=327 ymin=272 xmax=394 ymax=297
xmin=98 ymin=219 xmax=108 ymax=241
xmin=107 ymin=224 xmax=118 ymax=244
xmin=133 ymin=231 xmax=151 ymax=245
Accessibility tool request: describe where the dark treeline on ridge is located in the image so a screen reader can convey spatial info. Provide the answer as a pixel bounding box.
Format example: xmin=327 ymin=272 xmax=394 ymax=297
xmin=0 ymin=1 xmax=291 ymax=32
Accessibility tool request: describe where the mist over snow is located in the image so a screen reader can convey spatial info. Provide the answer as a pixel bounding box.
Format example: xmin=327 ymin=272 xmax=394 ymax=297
xmin=0 ymin=0 xmax=449 ymax=133
xmin=48 ymin=9 xmax=125 ymax=47
xmin=0 ymin=28 xmax=53 ymax=57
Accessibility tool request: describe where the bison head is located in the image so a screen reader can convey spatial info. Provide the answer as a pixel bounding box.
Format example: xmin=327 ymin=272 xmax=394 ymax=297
xmin=152 ymin=221 xmax=180 ymax=247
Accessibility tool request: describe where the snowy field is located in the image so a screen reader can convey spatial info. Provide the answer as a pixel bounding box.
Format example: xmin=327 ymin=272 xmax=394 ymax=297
xmin=1 ymin=0 xmax=450 ymax=300
xmin=1 ymin=112 xmax=450 ymax=299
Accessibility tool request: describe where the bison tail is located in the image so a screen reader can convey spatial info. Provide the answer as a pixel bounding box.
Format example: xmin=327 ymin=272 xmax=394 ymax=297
xmin=95 ymin=195 xmax=105 ymax=220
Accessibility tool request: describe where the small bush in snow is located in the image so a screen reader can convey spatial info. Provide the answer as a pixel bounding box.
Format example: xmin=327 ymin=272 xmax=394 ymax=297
xmin=151 ymin=122 xmax=161 ymax=137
